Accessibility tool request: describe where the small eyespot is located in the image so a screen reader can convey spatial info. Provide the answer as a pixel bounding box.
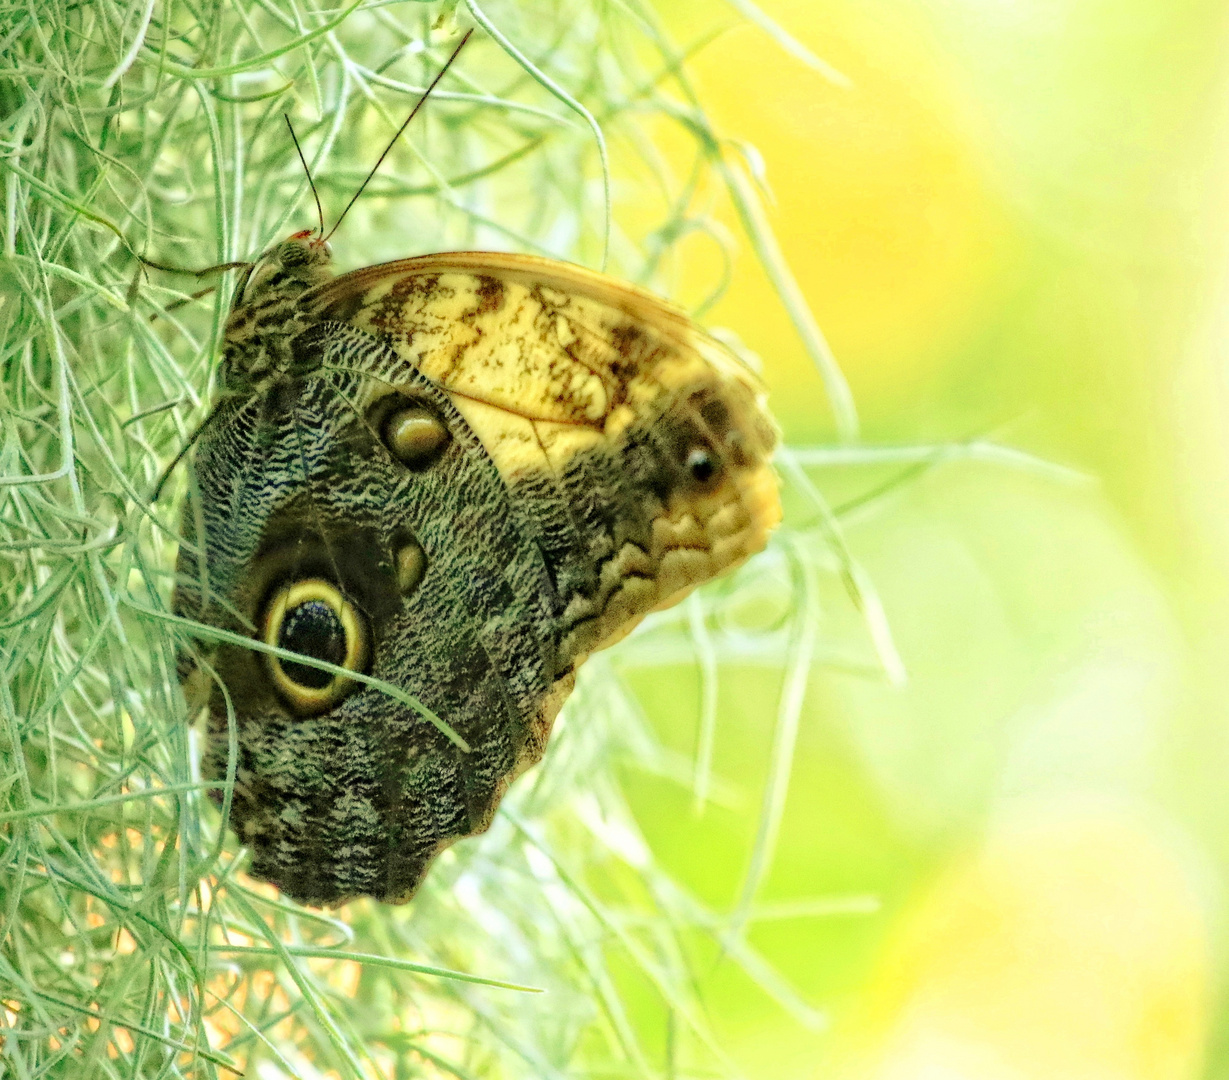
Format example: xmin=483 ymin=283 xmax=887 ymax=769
xmin=686 ymin=446 xmax=720 ymax=487
xmin=261 ymin=578 xmax=370 ymax=714
xmin=393 ymin=536 xmax=426 ymax=595
xmin=381 ymin=403 xmax=449 ymax=469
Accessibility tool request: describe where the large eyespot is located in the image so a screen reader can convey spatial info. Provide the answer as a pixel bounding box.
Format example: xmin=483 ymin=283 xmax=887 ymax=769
xmin=261 ymin=578 xmax=370 ymax=714
xmin=380 ymin=401 xmax=449 ymax=469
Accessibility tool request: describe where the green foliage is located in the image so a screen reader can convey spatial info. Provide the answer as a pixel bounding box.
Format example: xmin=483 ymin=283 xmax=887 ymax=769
xmin=0 ymin=0 xmax=904 ymax=1076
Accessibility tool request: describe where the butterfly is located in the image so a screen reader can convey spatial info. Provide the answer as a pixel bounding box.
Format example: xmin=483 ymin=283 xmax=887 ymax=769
xmin=170 ymin=37 xmax=782 ymax=907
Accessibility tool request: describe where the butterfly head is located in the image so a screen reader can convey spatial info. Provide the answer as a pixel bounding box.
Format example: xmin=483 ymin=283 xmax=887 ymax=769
xmin=239 ymin=230 xmax=334 ymax=307
xmin=223 ymin=232 xmax=336 ymax=390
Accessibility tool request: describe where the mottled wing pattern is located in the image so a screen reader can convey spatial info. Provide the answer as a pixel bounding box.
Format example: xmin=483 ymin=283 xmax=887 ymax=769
xmin=176 ymin=324 xmax=571 ymax=904
xmin=178 ymin=245 xmax=780 ymax=906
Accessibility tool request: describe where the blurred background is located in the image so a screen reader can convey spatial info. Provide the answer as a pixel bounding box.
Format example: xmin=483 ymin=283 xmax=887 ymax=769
xmin=627 ymin=0 xmax=1229 ymax=1076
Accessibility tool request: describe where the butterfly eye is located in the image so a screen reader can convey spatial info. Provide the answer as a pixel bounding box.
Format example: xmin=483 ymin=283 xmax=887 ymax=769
xmin=278 ymin=239 xmax=312 ymax=268
xmin=381 ymin=403 xmax=450 ymax=469
xmin=686 ymin=446 xmax=721 ymax=488
xmin=261 ymin=579 xmax=370 ymax=714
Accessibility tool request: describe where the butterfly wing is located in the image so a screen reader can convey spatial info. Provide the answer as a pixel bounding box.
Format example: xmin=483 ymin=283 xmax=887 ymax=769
xmin=179 ymin=251 xmax=780 ymax=906
xmin=176 ymin=323 xmax=569 ymax=904
xmin=305 ymin=252 xmax=782 ymax=663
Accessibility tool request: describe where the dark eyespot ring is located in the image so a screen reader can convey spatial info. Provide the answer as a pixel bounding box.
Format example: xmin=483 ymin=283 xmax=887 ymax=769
xmin=261 ymin=578 xmax=369 ymax=714
xmin=686 ymin=446 xmax=720 ymax=487
xmin=380 ymin=403 xmax=449 ymax=469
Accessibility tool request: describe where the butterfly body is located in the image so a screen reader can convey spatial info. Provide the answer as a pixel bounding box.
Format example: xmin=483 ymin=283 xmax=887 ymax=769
xmin=176 ymin=234 xmax=780 ymax=904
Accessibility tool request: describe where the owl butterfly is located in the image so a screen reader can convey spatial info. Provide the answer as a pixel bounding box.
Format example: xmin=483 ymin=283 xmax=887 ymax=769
xmin=172 ymin=35 xmax=781 ymax=907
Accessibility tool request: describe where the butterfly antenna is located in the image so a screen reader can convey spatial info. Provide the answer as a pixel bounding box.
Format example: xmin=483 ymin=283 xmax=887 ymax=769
xmin=322 ymin=28 xmax=474 ymax=243
xmin=285 ymin=114 xmax=326 ymax=238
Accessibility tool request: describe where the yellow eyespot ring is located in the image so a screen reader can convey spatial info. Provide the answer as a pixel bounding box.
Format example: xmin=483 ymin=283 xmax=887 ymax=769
xmin=261 ymin=578 xmax=370 ymax=715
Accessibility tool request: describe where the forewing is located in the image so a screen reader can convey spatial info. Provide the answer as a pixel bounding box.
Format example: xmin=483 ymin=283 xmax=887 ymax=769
xmin=306 ymin=253 xmax=782 ymax=662
xmin=305 ymin=252 xmax=770 ymax=477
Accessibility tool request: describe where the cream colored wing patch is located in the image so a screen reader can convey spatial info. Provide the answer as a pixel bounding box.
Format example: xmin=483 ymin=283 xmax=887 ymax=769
xmin=306 ymin=252 xmax=763 ymax=480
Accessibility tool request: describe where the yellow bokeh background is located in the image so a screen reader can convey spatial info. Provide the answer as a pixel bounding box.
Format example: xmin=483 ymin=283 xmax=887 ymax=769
xmin=620 ymin=0 xmax=1229 ymax=1076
